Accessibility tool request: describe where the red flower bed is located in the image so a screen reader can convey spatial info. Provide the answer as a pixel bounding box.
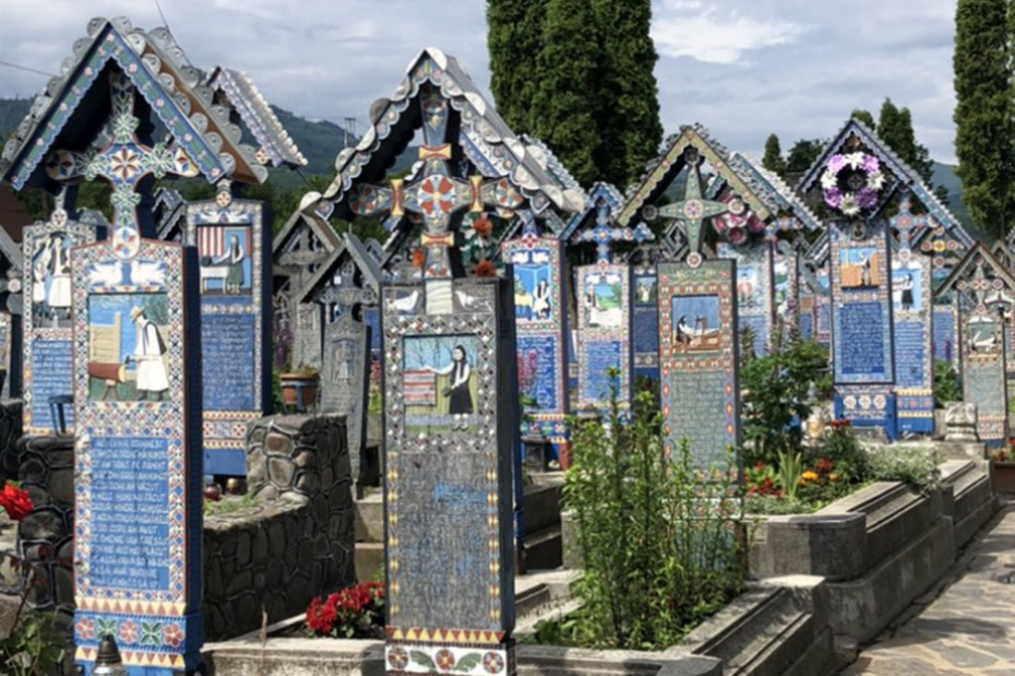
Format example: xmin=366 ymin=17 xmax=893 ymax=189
xmin=0 ymin=483 xmax=33 ymax=522
xmin=306 ymin=581 xmax=385 ymax=639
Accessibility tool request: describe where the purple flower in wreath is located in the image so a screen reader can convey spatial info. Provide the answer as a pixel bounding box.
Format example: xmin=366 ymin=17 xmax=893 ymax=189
xmin=826 ymin=154 xmax=848 ymax=176
xmin=823 ymin=187 xmax=842 ymax=209
xmin=857 ymin=187 xmax=879 ymax=209
xmin=820 ymin=151 xmax=884 ymax=216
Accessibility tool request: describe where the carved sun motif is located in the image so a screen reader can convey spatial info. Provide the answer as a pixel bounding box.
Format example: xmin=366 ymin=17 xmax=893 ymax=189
xmin=683 ymin=199 xmax=704 ymax=219
xmin=109 ymin=147 xmax=142 ymax=182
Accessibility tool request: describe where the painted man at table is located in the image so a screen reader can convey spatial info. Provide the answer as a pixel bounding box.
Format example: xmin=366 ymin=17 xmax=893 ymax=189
xmin=130 ymin=306 xmax=169 ymax=401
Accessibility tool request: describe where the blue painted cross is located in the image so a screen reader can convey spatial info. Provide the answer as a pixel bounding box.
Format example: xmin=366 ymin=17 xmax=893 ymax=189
xmin=44 ymin=70 xmax=198 ymax=260
xmin=890 ymin=192 xmax=930 ymax=254
xmin=578 ymin=198 xmax=649 ymax=265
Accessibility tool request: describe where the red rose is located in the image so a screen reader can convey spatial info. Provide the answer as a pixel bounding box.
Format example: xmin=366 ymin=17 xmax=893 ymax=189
xmin=0 ymin=483 xmax=33 ymax=522
xmin=473 ymin=214 xmax=493 ymax=238
xmin=475 ymin=260 xmax=496 ymax=278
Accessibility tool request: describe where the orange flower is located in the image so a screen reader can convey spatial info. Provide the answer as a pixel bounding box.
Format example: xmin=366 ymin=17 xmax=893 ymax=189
xmin=475 ymin=260 xmax=496 ymax=278
xmin=411 ymin=248 xmax=426 ymax=269
xmin=801 ymin=470 xmax=819 ymax=482
xmin=0 ymin=483 xmax=32 ymax=522
xmin=473 ymin=214 xmax=493 ymax=238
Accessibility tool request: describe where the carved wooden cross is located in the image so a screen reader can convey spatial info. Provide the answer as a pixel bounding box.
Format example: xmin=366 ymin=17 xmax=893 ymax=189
xmin=44 ymin=70 xmax=198 ymax=260
xmin=658 ymin=147 xmax=729 ymax=260
xmin=344 ymin=85 xmax=524 ymax=280
xmin=578 ymin=198 xmax=646 ymax=265
xmin=890 ymin=192 xmax=930 ymax=254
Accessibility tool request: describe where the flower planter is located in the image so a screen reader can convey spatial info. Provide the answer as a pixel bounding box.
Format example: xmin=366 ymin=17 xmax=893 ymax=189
xmin=992 ymin=461 xmax=1015 ymax=494
xmin=279 ymin=373 xmax=319 ymax=412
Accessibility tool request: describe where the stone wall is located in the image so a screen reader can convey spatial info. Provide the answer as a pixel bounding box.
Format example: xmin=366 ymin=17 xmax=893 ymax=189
xmin=16 ymin=434 xmax=73 ymax=614
xmin=0 ymin=401 xmax=23 ymax=484
xmin=203 ymin=413 xmax=355 ymax=640
xmin=14 ymin=413 xmax=356 ymax=643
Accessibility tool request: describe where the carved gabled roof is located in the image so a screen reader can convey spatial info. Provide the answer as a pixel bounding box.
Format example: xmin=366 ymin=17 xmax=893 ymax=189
xmin=272 ymin=192 xmax=341 ymax=257
xmin=936 ymin=241 xmax=1015 ymax=300
xmin=296 ymin=231 xmax=383 ymax=305
xmin=731 ymin=153 xmax=822 ymax=231
xmin=796 ymin=120 xmax=968 ymax=245
xmin=321 ymin=47 xmax=585 ymax=216
xmin=803 ymin=230 xmax=831 ymax=268
xmin=617 ymin=124 xmax=775 ymax=228
xmin=518 ymin=135 xmax=588 ymax=203
xmin=152 ymin=187 xmax=186 ymax=241
xmin=206 ymin=67 xmax=307 ymax=169
xmin=1 ymin=16 xmax=269 ymax=190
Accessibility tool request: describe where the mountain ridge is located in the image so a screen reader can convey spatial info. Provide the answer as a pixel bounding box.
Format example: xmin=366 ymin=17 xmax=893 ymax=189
xmin=0 ymin=97 xmax=973 ymax=234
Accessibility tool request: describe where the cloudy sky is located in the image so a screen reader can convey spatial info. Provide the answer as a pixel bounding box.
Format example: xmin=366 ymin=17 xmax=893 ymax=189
xmin=0 ymin=0 xmax=959 ymax=164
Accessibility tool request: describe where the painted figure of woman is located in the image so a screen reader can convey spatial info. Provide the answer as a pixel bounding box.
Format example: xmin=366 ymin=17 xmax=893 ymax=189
xmin=899 ymin=272 xmax=914 ymax=311
xmin=46 ymin=236 xmax=72 ymax=315
xmin=428 ymin=344 xmax=473 ymax=430
xmin=213 ymin=235 xmax=245 ymax=294
xmin=533 ymin=279 xmax=552 ymax=319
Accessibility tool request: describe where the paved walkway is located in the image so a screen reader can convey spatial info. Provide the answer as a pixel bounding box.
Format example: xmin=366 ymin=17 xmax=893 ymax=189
xmin=844 ymin=501 xmax=1015 ymax=675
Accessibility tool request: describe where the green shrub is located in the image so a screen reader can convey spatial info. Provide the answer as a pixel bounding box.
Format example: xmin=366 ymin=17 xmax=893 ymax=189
xmin=563 ymin=372 xmax=743 ymax=650
xmin=864 ymin=444 xmax=940 ymax=492
xmin=933 ymin=360 xmax=961 ymax=408
xmin=741 ymin=335 xmax=829 ymax=466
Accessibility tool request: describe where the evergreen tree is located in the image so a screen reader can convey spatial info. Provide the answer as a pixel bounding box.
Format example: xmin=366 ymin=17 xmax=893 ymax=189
xmin=954 ymin=0 xmax=1015 ymax=238
xmin=877 ymin=99 xmax=933 ymax=183
xmin=762 ymin=134 xmax=786 ymax=177
xmin=531 ymin=0 xmax=602 ymax=186
xmin=785 ymin=139 xmax=825 ymax=177
xmin=592 ymin=0 xmax=663 ymax=187
xmin=487 ymin=0 xmax=546 ymax=134
xmin=851 ymin=109 xmax=876 ymax=128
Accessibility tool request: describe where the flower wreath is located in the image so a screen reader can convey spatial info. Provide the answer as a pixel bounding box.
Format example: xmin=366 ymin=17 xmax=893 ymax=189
xmin=820 ymin=152 xmax=885 ymax=216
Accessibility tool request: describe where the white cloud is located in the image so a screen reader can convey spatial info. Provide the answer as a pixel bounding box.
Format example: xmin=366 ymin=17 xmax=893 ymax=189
xmin=0 ymin=0 xmax=962 ymax=166
xmin=652 ymin=6 xmax=808 ymax=65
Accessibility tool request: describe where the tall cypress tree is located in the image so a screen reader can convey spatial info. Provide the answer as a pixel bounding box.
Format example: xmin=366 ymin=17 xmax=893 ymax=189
xmin=487 ymin=0 xmax=546 ymax=134
xmin=762 ymin=134 xmax=786 ymax=178
xmin=531 ymin=0 xmax=602 ymax=186
xmin=593 ymin=0 xmax=663 ymax=188
xmin=954 ymin=0 xmax=1015 ymax=238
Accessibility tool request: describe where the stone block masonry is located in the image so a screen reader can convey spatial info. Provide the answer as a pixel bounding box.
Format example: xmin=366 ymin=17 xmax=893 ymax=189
xmin=205 ymin=413 xmax=356 ymax=640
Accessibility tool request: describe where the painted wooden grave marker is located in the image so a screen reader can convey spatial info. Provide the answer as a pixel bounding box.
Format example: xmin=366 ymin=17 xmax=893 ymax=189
xmin=185 ymin=181 xmax=270 ymax=476
xmin=890 ymin=194 xmax=934 ymax=434
xmin=22 ymin=209 xmax=99 ymax=434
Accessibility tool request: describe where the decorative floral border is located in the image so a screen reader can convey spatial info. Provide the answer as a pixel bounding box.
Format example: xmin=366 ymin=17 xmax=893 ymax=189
xmin=385 ymin=641 xmax=515 ymax=675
